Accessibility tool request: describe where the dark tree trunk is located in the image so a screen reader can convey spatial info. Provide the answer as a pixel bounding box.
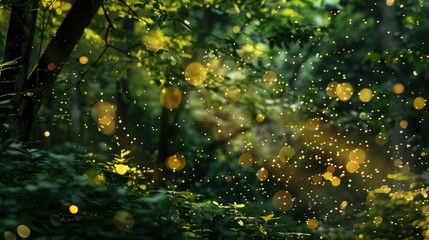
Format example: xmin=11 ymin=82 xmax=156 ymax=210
xmin=0 ymin=0 xmax=38 ymax=138
xmin=378 ymin=4 xmax=411 ymax=167
xmin=116 ymin=75 xmax=130 ymax=150
xmin=153 ymin=107 xmax=171 ymax=188
xmin=17 ymin=0 xmax=102 ymax=142
xmin=115 ymin=17 xmax=135 ymax=151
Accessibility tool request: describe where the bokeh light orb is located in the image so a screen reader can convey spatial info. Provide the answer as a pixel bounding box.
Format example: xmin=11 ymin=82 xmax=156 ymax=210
xmin=160 ymin=87 xmax=182 ymax=109
xmin=185 ymin=62 xmax=207 ymax=86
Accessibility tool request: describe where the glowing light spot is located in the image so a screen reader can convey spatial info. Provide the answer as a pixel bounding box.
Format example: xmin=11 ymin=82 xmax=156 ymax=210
xmin=341 ymin=201 xmax=348 ymax=209
xmin=69 ymin=205 xmax=78 ymax=214
xmin=232 ymin=25 xmax=240 ymax=33
xmin=306 ymin=218 xmax=319 ymax=229
xmin=44 ymin=131 xmax=50 ymax=137
xmin=262 ymin=71 xmax=277 ymax=85
xmin=373 ymin=216 xmax=383 ymax=226
xmin=326 ymin=166 xmax=335 ymax=173
xmin=272 ymin=190 xmax=293 ymax=211
xmin=225 ymin=175 xmax=232 ymax=182
xmin=143 ymin=30 xmax=165 ymax=52
xmin=85 ymin=169 xmax=106 ymax=187
xmin=93 ymin=174 xmax=106 ymax=186
xmin=326 ymin=82 xmax=338 ymax=98
xmin=349 ymin=148 xmax=366 ymax=164
xmin=116 ymin=164 xmax=128 ymax=175
xmin=256 ymin=113 xmax=265 ymax=123
xmin=98 ymin=123 xmax=116 ymax=136
xmin=346 ymin=161 xmax=360 ymax=173
xmin=305 ymin=118 xmax=320 ymax=131
xmin=160 ymin=87 xmax=182 ymax=109
xmin=256 ymin=168 xmax=268 ymax=181
xmin=413 ymin=97 xmax=426 ymax=110
xmin=393 ymin=83 xmax=404 ymax=94
xmin=114 ymin=210 xmax=134 ymax=231
xmin=239 ymin=153 xmax=253 ymax=168
xmin=401 ymin=164 xmax=411 ymax=173
xmin=3 ymin=231 xmax=16 ymax=240
xmin=422 ymin=206 xmax=429 ymax=216
xmin=358 ymin=88 xmax=373 ymax=102
xmin=47 ymin=63 xmax=55 ymax=71
xmin=225 ymin=86 xmax=241 ymax=102
xmin=425 ymin=230 xmax=429 ymax=238
xmin=185 ymin=62 xmax=207 ymax=86
xmin=91 ymin=100 xmax=116 ymax=135
xmin=393 ymin=159 xmax=402 ymax=167
xmin=323 ymin=172 xmax=333 ymax=180
xmin=399 ymin=120 xmax=408 ymax=129
xmin=91 ymin=101 xmax=115 ymax=121
xmin=367 ymin=192 xmax=375 ymax=201
xmin=16 ymin=225 xmax=31 ymax=238
xmin=79 ymin=56 xmax=89 ymax=65
xmin=228 ymin=5 xmax=240 ymax=18
xmin=375 ymin=132 xmax=388 ymax=145
xmin=312 ymin=174 xmax=323 ymax=184
xmin=279 ymin=146 xmax=295 ymax=162
xmin=386 ymin=0 xmax=394 ymax=6
xmin=166 ymin=154 xmax=186 ymax=171
xmin=335 ymin=82 xmax=354 ymax=101
xmin=16 ymin=225 xmax=30 ymax=239
xmin=331 ymin=177 xmax=341 ymax=187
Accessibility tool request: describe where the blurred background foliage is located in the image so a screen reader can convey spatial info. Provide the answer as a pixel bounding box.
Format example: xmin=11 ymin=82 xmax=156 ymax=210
xmin=1 ymin=0 xmax=429 ymax=239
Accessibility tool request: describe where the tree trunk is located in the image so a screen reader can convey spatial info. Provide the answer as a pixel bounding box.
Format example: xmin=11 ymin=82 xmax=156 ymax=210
xmin=116 ymin=75 xmax=130 ymax=150
xmin=153 ymin=107 xmax=171 ymax=188
xmin=115 ymin=18 xmax=135 ymax=151
xmin=378 ymin=4 xmax=410 ymax=166
xmin=0 ymin=0 xmax=38 ymax=138
xmin=17 ymin=0 xmax=102 ymax=142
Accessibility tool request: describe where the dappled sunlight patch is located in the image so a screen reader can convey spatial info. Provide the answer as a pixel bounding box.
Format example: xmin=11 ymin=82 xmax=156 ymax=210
xmin=143 ymin=29 xmax=165 ymax=52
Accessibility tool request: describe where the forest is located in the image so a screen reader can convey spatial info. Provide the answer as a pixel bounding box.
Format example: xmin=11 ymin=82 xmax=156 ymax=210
xmin=0 ymin=0 xmax=428 ymax=239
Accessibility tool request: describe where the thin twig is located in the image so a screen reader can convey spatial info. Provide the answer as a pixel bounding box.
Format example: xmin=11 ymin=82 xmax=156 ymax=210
xmin=62 ymin=45 xmax=108 ymax=93
xmin=101 ymin=1 xmax=116 ymax=31
xmin=107 ymin=44 xmax=141 ymax=61
xmin=116 ymin=0 xmax=146 ymax=23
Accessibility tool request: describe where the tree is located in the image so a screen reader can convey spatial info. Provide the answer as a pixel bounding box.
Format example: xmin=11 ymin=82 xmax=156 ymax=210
xmin=1 ymin=0 xmax=102 ymax=141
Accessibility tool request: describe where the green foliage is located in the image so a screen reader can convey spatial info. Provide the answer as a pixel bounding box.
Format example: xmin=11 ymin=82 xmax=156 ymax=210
xmin=2 ymin=0 xmax=429 ymax=239
xmin=355 ymin=172 xmax=429 ymax=239
xmin=0 ymin=139 xmax=306 ymax=239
